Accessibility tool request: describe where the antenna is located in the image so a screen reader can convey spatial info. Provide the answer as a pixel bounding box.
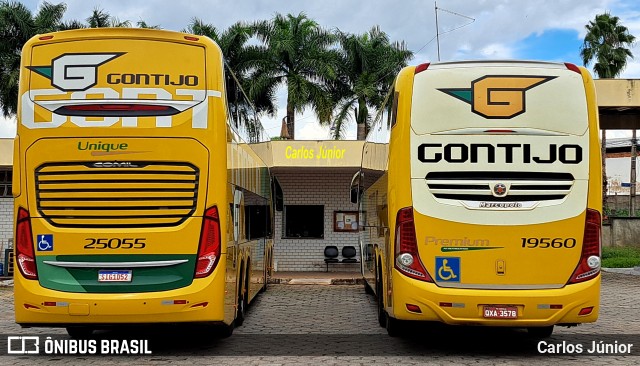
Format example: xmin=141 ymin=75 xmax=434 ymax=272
xmin=435 ymin=1 xmax=440 ymax=61
xmin=434 ymin=1 xmax=475 ymax=61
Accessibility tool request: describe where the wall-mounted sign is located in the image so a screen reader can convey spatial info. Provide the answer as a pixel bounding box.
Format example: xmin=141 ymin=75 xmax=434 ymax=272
xmin=334 ymin=211 xmax=359 ymax=232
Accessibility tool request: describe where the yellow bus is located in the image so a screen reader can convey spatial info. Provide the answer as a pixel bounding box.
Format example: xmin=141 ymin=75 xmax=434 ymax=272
xmin=13 ymin=28 xmax=275 ymax=338
xmin=353 ymin=61 xmax=602 ymax=337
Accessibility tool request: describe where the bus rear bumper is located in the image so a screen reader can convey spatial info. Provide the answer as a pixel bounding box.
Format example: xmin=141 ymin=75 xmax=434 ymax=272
xmin=14 ymin=274 xmax=231 ymax=327
xmin=390 ymin=271 xmax=600 ymax=327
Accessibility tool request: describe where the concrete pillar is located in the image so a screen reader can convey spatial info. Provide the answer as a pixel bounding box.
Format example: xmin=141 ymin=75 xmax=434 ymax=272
xmin=631 ymin=129 xmax=637 ymax=216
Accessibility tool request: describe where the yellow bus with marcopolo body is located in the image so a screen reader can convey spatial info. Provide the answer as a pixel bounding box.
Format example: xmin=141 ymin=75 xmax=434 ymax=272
xmin=353 ymin=61 xmax=602 ymax=337
xmin=13 ymin=28 xmax=274 ymax=337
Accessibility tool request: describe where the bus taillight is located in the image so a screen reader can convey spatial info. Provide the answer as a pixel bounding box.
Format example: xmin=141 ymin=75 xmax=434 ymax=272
xmin=195 ymin=206 xmax=221 ymax=278
xmin=568 ymin=209 xmax=601 ymax=284
xmin=414 ymin=63 xmax=430 ymax=74
xmin=394 ymin=207 xmax=433 ymax=282
xmin=15 ymin=208 xmax=38 ymax=280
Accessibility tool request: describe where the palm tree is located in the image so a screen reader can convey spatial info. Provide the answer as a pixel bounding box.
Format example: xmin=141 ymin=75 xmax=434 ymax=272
xmin=252 ymin=13 xmax=338 ymax=139
xmin=580 ymin=13 xmax=636 ymax=217
xmin=186 ymin=19 xmax=272 ymax=141
xmin=327 ymin=26 xmax=412 ymax=140
xmin=580 ymin=12 xmax=635 ymax=78
xmin=86 ymin=8 xmax=131 ymax=28
xmin=136 ymin=20 xmax=160 ymax=29
xmin=0 ymin=1 xmax=68 ymax=117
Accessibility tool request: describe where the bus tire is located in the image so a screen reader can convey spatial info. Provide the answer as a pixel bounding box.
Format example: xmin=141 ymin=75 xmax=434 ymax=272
xmin=386 ymin=315 xmax=403 ymax=337
xmin=364 ymin=281 xmax=374 ymax=295
xmin=66 ymin=326 xmax=93 ymax=339
xmin=261 ymin=254 xmax=269 ymax=293
xmin=376 ymin=262 xmax=387 ymax=327
xmin=236 ymin=288 xmax=247 ymax=326
xmin=527 ymin=325 xmax=554 ymax=338
xmin=216 ymin=323 xmax=234 ymax=338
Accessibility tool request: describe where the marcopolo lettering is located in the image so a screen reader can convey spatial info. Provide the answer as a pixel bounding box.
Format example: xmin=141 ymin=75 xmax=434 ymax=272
xmin=107 ymin=73 xmax=198 ymax=86
xmin=417 ymin=143 xmax=582 ymax=164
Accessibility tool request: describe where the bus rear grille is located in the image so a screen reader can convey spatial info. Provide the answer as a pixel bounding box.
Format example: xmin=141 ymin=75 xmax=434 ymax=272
xmin=35 ymin=162 xmax=199 ymax=228
xmin=425 ymin=171 xmax=574 ymax=202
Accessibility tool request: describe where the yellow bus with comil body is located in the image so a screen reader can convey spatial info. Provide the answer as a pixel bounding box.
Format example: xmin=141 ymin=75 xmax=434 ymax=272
xmin=13 ymin=28 xmax=274 ymax=337
xmin=353 ymin=61 xmax=602 ymax=337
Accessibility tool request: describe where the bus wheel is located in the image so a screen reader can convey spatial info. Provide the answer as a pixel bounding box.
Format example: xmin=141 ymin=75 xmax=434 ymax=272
xmin=66 ymin=326 xmax=93 ymax=339
xmin=217 ymin=323 xmax=234 ymax=338
xmin=527 ymin=325 xmax=554 ymax=338
xmin=236 ymin=287 xmax=247 ymax=326
xmin=261 ymin=262 xmax=269 ymax=293
xmin=364 ymin=281 xmax=374 ymax=295
xmin=376 ymin=268 xmax=387 ymax=327
xmin=386 ymin=315 xmax=403 ymax=337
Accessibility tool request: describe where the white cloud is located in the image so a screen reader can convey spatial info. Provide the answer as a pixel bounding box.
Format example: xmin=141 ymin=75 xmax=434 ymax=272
xmin=0 ymin=116 xmax=16 ymax=138
xmin=5 ymin=0 xmax=639 ymax=139
xmin=479 ymin=43 xmax=514 ymax=59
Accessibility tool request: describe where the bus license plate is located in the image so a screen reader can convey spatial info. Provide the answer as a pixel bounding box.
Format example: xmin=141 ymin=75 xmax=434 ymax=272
xmin=483 ymin=306 xmax=517 ymax=319
xmin=98 ymin=270 xmax=132 ymax=282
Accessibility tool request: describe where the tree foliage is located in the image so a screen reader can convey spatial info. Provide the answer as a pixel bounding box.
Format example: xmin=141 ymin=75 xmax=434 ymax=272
xmin=0 ymin=3 xmax=411 ymax=141
xmin=0 ymin=1 xmax=67 ymax=117
xmin=580 ymin=12 xmax=636 ymax=78
xmin=251 ymin=12 xmax=338 ymax=139
xmin=328 ymin=26 xmax=412 ymax=140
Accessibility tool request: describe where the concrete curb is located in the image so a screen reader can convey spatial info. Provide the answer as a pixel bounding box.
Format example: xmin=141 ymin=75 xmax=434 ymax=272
xmin=602 ymin=267 xmax=640 ymax=276
xmin=269 ymin=277 xmax=364 ymax=285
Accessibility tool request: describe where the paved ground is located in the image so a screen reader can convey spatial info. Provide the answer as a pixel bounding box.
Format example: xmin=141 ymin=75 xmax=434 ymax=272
xmin=0 ymin=272 xmax=638 ymax=365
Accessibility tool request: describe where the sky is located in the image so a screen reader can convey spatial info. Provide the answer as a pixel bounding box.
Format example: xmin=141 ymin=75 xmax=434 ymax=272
xmin=1 ymin=0 xmax=640 ymax=139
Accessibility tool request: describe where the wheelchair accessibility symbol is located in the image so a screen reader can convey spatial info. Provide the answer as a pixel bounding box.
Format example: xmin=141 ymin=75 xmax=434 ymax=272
xmin=37 ymin=234 xmax=53 ymax=251
xmin=435 ymin=257 xmax=460 ymax=282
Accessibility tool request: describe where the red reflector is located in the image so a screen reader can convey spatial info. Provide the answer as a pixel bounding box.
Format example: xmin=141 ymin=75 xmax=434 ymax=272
xmin=550 ymin=304 xmax=563 ymax=310
xmin=184 ymin=36 xmax=199 ymax=41
xmin=415 ymin=63 xmax=430 ymax=74
xmin=406 ymin=304 xmax=422 ymax=313
xmin=190 ymin=302 xmax=209 ymax=308
xmin=39 ymin=35 xmax=54 ymax=40
xmin=43 ymin=302 xmax=56 ymax=307
xmin=439 ymin=302 xmax=453 ymax=307
xmin=564 ymin=63 xmax=581 ymax=74
xmin=578 ymin=306 xmax=593 ymax=316
xmin=173 ymin=300 xmax=188 ymax=305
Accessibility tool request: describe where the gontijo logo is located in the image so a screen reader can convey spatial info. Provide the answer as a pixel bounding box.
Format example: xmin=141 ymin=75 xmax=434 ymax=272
xmin=27 ymin=53 xmax=124 ymax=91
xmin=439 ymin=75 xmax=556 ymax=119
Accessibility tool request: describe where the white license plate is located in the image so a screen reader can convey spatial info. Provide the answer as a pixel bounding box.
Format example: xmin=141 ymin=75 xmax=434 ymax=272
xmin=98 ymin=270 xmax=132 ymax=282
xmin=483 ymin=306 xmax=518 ymax=319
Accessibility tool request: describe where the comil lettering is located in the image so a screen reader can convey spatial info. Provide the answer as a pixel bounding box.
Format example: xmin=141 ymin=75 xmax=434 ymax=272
xmin=417 ymin=143 xmax=582 ymax=164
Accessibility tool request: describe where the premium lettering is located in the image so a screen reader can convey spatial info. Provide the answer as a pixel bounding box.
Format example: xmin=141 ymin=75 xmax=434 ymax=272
xmin=417 ymin=143 xmax=582 ymax=164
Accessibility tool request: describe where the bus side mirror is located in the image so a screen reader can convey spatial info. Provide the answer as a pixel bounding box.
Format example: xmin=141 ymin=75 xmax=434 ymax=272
xmin=350 ymin=186 xmax=359 ymax=204
xmin=350 ymin=171 xmax=362 ymax=204
xmin=272 ymin=178 xmax=283 ymax=212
